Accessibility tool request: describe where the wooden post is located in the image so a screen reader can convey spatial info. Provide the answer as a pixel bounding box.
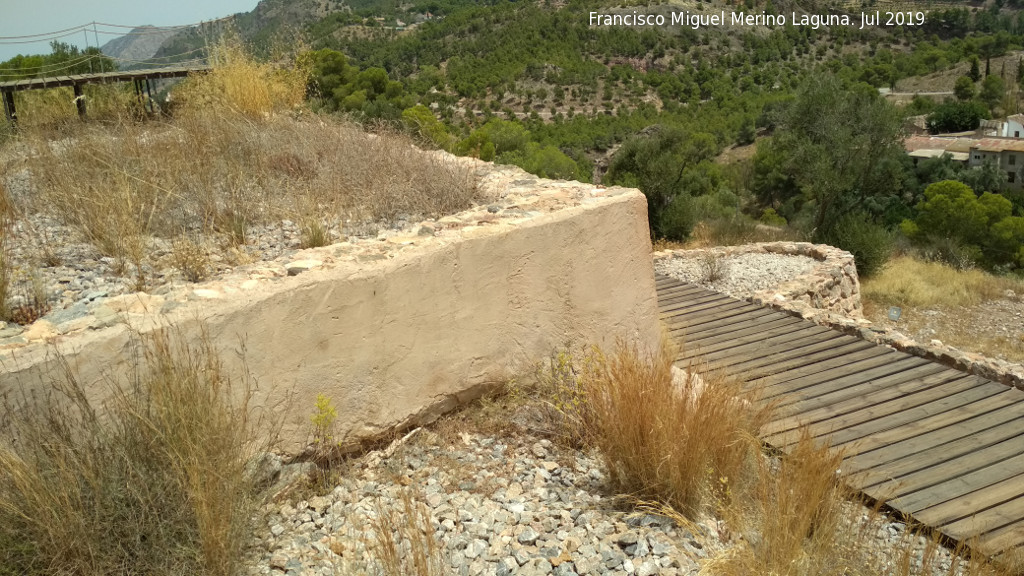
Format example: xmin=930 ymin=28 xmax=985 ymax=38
xmin=1 ymin=90 xmax=14 ymax=126
xmin=73 ymin=83 xmax=86 ymax=120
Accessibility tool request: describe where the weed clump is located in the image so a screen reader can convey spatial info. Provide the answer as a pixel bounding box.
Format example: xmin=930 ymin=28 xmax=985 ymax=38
xmin=538 ymin=340 xmax=772 ymax=517
xmin=0 ymin=329 xmax=269 ymax=575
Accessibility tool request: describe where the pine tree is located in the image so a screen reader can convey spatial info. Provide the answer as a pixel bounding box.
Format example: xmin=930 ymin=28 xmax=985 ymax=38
xmin=970 ymin=56 xmax=981 ymax=82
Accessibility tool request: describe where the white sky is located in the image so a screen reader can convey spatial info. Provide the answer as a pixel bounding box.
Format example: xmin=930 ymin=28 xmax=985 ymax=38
xmin=0 ymin=0 xmax=260 ymax=61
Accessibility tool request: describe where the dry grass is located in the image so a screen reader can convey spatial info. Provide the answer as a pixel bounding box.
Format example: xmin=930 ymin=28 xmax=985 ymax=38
xmin=5 ymin=83 xmax=141 ymax=133
xmin=174 ymin=38 xmax=308 ymax=119
xmin=2 ymin=41 xmax=476 ymax=277
xmin=687 ymin=218 xmax=802 ymax=248
xmin=0 ymin=328 xmax=270 ymax=575
xmin=546 ymin=339 xmax=772 ymax=517
xmin=16 ymin=113 xmax=476 ymax=267
xmin=862 ymin=256 xmax=1024 ymax=309
xmin=367 ymin=489 xmax=448 ymax=576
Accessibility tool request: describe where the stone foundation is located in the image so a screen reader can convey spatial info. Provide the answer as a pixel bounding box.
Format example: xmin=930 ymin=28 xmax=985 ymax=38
xmin=1 ymin=161 xmax=660 ymax=454
xmin=655 ymin=242 xmax=862 ymax=317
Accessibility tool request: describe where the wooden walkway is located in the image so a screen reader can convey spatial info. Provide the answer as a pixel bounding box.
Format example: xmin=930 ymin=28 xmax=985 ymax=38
xmin=657 ymin=273 xmax=1024 ymax=558
xmin=1 ymin=65 xmax=210 ymax=124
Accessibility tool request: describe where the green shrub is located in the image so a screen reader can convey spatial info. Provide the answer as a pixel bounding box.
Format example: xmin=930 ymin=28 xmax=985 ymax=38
xmin=659 ymin=194 xmax=697 ymax=241
xmin=819 ymin=212 xmax=893 ymax=277
xmin=759 ymin=208 xmax=787 ymax=227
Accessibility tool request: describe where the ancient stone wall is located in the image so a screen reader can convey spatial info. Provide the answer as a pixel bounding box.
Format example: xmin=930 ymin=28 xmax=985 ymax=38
xmin=655 ymin=242 xmax=862 ymax=317
xmin=657 ymin=242 xmax=1024 ymax=390
xmin=1 ymin=164 xmax=661 ymax=454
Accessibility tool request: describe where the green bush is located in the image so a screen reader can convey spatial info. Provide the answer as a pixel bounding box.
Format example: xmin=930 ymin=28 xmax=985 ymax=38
xmin=819 ymin=212 xmax=893 ymax=277
xmin=659 ymin=194 xmax=697 ymax=241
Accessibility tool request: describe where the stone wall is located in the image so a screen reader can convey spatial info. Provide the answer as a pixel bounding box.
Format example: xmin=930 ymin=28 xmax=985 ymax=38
xmin=0 ymin=163 xmax=661 ymax=454
xmin=655 ymin=242 xmax=862 ymax=317
xmin=656 ymin=242 xmax=1024 ymax=390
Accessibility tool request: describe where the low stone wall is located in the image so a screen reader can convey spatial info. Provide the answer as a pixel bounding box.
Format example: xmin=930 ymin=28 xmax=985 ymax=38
xmin=656 ymin=242 xmax=1024 ymax=390
xmin=654 ymin=242 xmax=862 ymax=317
xmin=0 ymin=162 xmax=660 ymax=454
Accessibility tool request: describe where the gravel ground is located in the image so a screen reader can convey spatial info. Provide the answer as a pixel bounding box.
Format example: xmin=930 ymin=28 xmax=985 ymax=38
xmin=654 ymin=253 xmax=818 ymax=299
xmin=245 ymin=401 xmax=973 ymax=576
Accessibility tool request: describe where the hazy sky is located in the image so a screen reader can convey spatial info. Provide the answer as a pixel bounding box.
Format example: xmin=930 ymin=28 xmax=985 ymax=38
xmin=0 ymin=0 xmax=260 ymax=61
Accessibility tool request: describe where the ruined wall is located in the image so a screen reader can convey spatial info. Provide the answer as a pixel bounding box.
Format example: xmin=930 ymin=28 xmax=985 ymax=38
xmin=1 ymin=167 xmax=660 ymax=454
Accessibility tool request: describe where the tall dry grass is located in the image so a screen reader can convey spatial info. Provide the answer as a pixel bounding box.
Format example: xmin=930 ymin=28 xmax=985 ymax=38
xmin=549 ymin=339 xmax=772 ymax=517
xmin=0 ymin=329 xmax=270 ymax=576
xmin=548 ymin=340 xmax=1023 ymax=576
xmin=862 ymin=256 xmax=1024 ymax=309
xmin=5 ymin=83 xmax=141 ymax=133
xmin=174 ymin=37 xmax=308 ymax=118
xmin=20 ymin=113 xmax=476 ymax=265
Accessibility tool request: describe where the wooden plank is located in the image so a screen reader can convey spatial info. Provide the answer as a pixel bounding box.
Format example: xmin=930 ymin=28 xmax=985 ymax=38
xmin=671 ymin=315 xmax=809 ymax=356
xmin=678 ymin=324 xmax=842 ymax=365
xmin=767 ymin=374 xmax=979 ymax=448
xmin=657 ymin=285 xmax=718 ymax=305
xmin=658 ymin=291 xmax=727 ymax=312
xmin=946 ymin=501 xmax=1024 ymax=551
xmin=831 ymin=385 xmax=1014 ymax=457
xmin=720 ymin=339 xmax=877 ymax=381
xmin=665 ymin=307 xmax=780 ymax=337
xmin=844 ymin=405 xmax=1024 ymax=479
xmin=916 ymin=469 xmax=1024 ymax=529
xmin=756 ymin=349 xmax=912 ymax=396
xmin=660 ymin=293 xmax=745 ymax=317
xmin=762 ymin=365 xmax=958 ymax=436
xmin=870 ymin=438 xmax=1024 ymax=510
xmin=667 ymin=307 xmax=784 ymax=339
xmin=661 ymin=299 xmax=764 ymax=325
xmin=882 ymin=451 xmax=1024 ymax=522
xmin=768 ymin=361 xmax=950 ymax=412
xmin=975 ymin=517 xmax=1024 ymax=556
xmin=677 ymin=321 xmax=834 ymax=362
xmin=656 ymin=282 xmax=708 ymax=299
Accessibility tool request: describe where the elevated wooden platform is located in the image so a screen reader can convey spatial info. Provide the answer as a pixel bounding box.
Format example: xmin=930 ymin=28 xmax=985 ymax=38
xmin=657 ymin=273 xmax=1024 ymax=558
xmin=1 ymin=65 xmax=210 ymax=124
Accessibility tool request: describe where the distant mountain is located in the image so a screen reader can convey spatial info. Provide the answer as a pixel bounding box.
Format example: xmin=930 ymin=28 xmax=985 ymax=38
xmin=152 ymin=0 xmax=335 ymax=62
xmin=100 ymin=26 xmax=181 ymax=69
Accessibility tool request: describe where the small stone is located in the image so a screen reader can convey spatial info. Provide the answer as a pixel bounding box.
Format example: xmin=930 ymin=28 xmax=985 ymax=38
xmin=464 ymin=539 xmax=487 ymax=559
xmin=486 ymin=204 xmax=501 ymax=213
xmin=269 ymin=551 xmax=289 ymax=570
xmin=286 ymin=259 xmax=323 ymax=276
xmin=518 ymin=526 xmax=539 ymax=545
xmin=270 ymin=524 xmax=285 ymax=536
xmin=617 ymin=532 xmax=639 ymax=547
xmin=636 ymin=560 xmax=659 ymax=576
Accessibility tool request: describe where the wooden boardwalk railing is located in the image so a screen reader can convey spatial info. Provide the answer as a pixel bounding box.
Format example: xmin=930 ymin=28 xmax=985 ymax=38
xmin=657 ymin=273 xmax=1024 ymax=558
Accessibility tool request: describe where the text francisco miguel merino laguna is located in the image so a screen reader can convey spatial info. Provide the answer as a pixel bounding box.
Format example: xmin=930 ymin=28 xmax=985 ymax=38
xmin=588 ymin=10 xmax=926 ymax=30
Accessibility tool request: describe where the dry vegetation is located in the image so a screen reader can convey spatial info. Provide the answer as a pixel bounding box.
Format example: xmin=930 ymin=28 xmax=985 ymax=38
xmin=21 ymin=114 xmax=476 ymax=262
xmin=0 ymin=39 xmax=478 ymax=314
xmin=525 ymin=339 xmax=1023 ymax=576
xmin=0 ymin=330 xmax=269 ymax=576
xmin=863 ymin=257 xmax=1024 ymax=310
xmin=861 ymin=257 xmax=1024 ymax=362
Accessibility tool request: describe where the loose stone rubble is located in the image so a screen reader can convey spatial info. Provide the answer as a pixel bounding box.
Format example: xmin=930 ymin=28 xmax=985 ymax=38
xmin=245 ymin=412 xmax=970 ymax=576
